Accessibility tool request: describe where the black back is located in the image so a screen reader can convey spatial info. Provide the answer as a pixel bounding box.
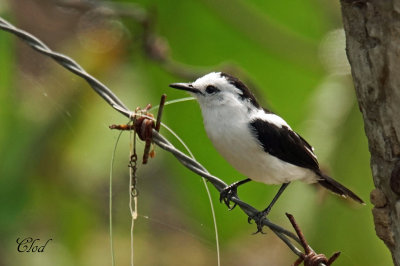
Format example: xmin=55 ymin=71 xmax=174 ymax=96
xmin=249 ymin=118 xmax=319 ymax=171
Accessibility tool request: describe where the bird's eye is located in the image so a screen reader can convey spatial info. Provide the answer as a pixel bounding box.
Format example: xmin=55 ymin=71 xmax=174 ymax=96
xmin=205 ymin=85 xmax=220 ymax=94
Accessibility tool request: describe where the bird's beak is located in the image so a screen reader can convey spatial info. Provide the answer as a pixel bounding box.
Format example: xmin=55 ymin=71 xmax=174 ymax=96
xmin=169 ymin=83 xmax=201 ymax=94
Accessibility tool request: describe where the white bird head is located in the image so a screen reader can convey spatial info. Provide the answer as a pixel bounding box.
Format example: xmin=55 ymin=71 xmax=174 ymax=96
xmin=169 ymin=72 xmax=260 ymax=110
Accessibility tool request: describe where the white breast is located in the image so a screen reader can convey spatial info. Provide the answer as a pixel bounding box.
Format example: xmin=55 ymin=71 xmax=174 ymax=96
xmin=201 ymin=105 xmax=317 ymax=185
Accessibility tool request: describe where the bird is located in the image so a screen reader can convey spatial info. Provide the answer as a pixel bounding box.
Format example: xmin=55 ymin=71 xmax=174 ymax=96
xmin=169 ymin=72 xmax=364 ymax=231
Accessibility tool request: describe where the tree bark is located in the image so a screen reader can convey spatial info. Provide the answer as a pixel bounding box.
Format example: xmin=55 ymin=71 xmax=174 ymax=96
xmin=340 ymin=1 xmax=400 ymax=265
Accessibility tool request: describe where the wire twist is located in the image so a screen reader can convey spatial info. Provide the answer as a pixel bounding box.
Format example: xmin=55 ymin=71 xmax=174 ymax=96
xmin=0 ymin=17 xmax=130 ymax=118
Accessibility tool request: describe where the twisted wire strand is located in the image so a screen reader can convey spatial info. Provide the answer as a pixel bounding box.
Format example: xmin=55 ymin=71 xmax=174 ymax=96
xmin=0 ymin=16 xmax=327 ymax=265
xmin=0 ymin=17 xmax=129 ymax=117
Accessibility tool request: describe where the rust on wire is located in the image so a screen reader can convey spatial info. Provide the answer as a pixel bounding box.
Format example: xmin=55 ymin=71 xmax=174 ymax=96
xmin=109 ymin=94 xmax=167 ymax=164
xmin=286 ymin=213 xmax=340 ymax=266
xmin=129 ymin=132 xmax=139 ymax=197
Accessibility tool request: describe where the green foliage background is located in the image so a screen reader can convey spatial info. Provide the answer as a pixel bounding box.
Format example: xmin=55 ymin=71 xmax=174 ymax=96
xmin=0 ymin=0 xmax=390 ymax=265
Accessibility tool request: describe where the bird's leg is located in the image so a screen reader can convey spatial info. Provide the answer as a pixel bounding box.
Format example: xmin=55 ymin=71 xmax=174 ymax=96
xmin=220 ymin=178 xmax=251 ymax=210
xmin=261 ymin=182 xmax=290 ymax=216
xmin=249 ymin=182 xmax=290 ymax=233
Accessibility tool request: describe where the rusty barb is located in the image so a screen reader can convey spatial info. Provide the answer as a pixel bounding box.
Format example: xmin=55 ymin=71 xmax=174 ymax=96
xmin=286 ymin=213 xmax=341 ymax=266
xmin=110 ymin=94 xmax=167 ymax=164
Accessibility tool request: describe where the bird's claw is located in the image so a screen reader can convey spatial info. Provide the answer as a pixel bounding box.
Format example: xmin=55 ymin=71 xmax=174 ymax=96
xmin=219 ymin=184 xmax=238 ymax=210
xmin=248 ymin=211 xmax=268 ymax=234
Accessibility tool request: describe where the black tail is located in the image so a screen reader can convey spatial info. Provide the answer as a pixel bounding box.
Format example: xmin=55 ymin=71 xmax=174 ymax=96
xmin=317 ymin=172 xmax=365 ymax=204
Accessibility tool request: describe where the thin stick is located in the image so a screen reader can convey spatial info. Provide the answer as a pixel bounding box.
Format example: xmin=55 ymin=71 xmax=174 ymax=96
xmin=109 ymin=131 xmax=124 ymax=266
xmin=155 ymin=94 xmax=167 ymax=132
xmin=129 ymin=129 xmax=139 ymax=266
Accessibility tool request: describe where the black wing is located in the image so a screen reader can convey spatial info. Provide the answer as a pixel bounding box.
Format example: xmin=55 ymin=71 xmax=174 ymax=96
xmin=249 ymin=118 xmax=319 ymax=171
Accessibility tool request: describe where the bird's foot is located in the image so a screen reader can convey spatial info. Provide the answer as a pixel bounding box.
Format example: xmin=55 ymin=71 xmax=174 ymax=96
xmin=247 ymin=209 xmax=271 ymax=234
xmin=219 ymin=183 xmax=240 ymax=210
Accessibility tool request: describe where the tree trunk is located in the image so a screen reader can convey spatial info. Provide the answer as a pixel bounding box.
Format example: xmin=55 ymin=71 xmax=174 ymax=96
xmin=340 ymin=1 xmax=400 ymax=265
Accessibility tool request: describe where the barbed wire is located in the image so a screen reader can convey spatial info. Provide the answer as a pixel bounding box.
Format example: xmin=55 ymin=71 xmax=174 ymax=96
xmin=0 ymin=15 xmax=339 ymax=265
xmin=0 ymin=16 xmax=131 ymax=118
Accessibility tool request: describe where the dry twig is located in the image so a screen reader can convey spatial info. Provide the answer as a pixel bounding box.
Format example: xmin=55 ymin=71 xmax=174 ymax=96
xmin=286 ymin=213 xmax=340 ymax=266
